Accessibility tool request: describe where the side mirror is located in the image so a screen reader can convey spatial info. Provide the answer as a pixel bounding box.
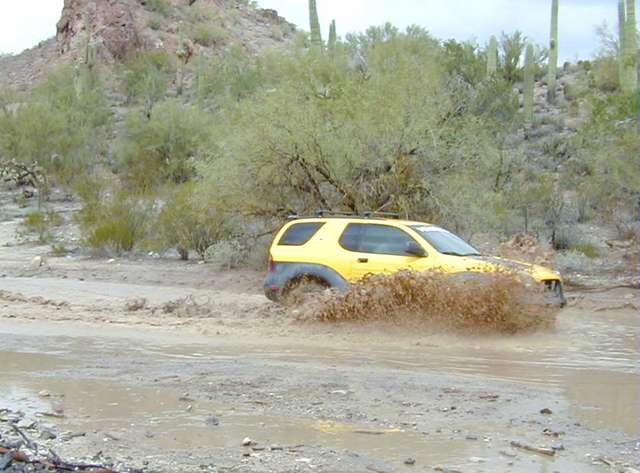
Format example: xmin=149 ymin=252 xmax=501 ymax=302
xmin=405 ymin=241 xmax=427 ymax=257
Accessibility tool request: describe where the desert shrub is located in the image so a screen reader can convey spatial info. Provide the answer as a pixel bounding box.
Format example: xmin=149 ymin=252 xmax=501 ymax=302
xmin=188 ymin=23 xmax=228 ymax=47
xmin=21 ymin=210 xmax=60 ymax=243
xmin=204 ymin=239 xmax=247 ymax=268
xmin=77 ymin=186 xmax=150 ymax=254
xmin=154 ymin=182 xmax=230 ymax=260
xmin=553 ymin=250 xmax=597 ymax=274
xmin=144 ymin=0 xmax=170 ymax=16
xmin=569 ymin=242 xmax=600 ymax=258
xmin=117 ymin=99 xmax=212 ymax=190
xmin=147 ymin=16 xmax=162 ymax=30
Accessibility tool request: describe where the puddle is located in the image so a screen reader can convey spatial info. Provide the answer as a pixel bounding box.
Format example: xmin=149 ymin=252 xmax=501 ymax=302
xmin=0 ymin=376 xmax=479 ymax=467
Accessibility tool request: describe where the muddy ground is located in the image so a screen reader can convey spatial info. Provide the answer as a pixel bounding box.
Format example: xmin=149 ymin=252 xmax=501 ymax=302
xmin=1 ymin=191 xmax=639 ymax=473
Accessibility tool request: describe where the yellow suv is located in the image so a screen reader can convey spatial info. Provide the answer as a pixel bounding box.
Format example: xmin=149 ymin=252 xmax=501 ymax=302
xmin=263 ymin=214 xmax=565 ymax=306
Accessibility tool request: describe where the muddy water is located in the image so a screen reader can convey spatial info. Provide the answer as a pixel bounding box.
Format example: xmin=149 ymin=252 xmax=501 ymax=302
xmin=0 ymin=349 xmax=478 ymax=468
xmin=0 ymin=289 xmax=638 ymax=470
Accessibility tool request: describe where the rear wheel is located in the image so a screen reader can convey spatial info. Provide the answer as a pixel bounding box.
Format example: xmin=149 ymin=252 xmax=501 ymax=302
xmin=281 ymin=276 xmax=330 ymax=306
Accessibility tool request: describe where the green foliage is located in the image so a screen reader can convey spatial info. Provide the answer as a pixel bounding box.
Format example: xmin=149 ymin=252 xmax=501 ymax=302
xmin=188 ymin=22 xmax=228 ymax=47
xmin=0 ymin=65 xmax=111 ymax=187
xmin=500 ymin=31 xmax=526 ymax=82
xmin=144 ymin=0 xmax=170 ymax=16
xmin=117 ymin=99 xmax=211 ymax=191
xmin=202 ymin=30 xmax=508 ymax=236
xmin=523 ymin=43 xmax=535 ymax=123
xmin=154 ymin=182 xmax=231 ymax=260
xmin=547 ymin=0 xmax=559 ymax=103
xmin=197 ymin=45 xmax=265 ymax=105
xmin=569 ymin=242 xmax=600 ymax=258
xmin=120 ymin=50 xmax=173 ymax=116
xmin=567 ymin=91 xmax=639 ymax=218
xmin=22 ymin=210 xmax=60 ymax=243
xmin=309 ymin=0 xmax=323 ymax=49
xmin=77 ymin=182 xmax=150 ymax=254
xmin=443 ymin=40 xmax=486 ymax=86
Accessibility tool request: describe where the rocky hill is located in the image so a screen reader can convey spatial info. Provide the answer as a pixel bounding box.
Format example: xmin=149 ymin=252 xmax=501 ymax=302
xmin=0 ymin=0 xmax=294 ymax=91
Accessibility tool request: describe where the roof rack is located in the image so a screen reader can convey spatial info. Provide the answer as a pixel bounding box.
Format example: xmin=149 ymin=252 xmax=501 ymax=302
xmin=287 ymin=210 xmax=401 ymax=220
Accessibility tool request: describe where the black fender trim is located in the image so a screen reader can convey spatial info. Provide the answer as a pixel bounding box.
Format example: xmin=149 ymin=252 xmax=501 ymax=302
xmin=263 ymin=263 xmax=349 ymax=302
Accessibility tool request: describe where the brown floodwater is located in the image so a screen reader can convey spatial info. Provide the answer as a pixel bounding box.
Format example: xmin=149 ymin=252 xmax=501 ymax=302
xmin=0 ymin=289 xmax=638 ymax=471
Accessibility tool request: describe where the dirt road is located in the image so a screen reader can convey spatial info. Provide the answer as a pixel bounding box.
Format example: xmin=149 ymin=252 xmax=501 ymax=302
xmin=1 ymin=198 xmax=639 ymax=472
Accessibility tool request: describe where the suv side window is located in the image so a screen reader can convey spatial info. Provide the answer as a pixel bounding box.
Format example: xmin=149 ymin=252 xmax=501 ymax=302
xmin=278 ymin=223 xmax=324 ymax=246
xmin=340 ymin=223 xmax=418 ymax=256
xmin=339 ymin=223 xmax=363 ymax=251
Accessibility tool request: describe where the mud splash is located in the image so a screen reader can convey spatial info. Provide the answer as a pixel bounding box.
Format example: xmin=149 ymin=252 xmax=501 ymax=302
xmin=306 ymin=271 xmax=557 ymax=334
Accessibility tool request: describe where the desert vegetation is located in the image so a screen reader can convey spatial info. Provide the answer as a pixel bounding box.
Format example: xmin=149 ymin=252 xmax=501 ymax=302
xmin=0 ymin=0 xmax=637 ymax=265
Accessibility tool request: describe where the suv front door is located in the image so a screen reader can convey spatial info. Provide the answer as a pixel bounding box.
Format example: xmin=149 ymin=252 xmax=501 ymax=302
xmin=339 ymin=223 xmax=427 ymax=281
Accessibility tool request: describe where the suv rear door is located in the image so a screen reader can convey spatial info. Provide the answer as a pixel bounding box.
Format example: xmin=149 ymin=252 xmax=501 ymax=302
xmin=339 ymin=223 xmax=427 ymax=280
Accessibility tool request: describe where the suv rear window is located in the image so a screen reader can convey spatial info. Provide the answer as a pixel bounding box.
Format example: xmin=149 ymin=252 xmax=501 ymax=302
xmin=278 ymin=223 xmax=324 ymax=246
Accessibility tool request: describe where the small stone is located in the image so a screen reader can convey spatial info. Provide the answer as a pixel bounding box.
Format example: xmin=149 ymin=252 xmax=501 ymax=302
xmin=40 ymin=428 xmax=57 ymax=440
xmin=540 ymin=408 xmax=553 ymax=415
xmin=465 ymin=434 xmax=479 ymax=441
xmin=404 ymin=458 xmax=416 ymax=465
xmin=38 ymin=390 xmax=51 ymax=398
xmin=242 ymin=437 xmax=254 ymax=446
xmin=205 ymin=415 xmax=219 ymax=426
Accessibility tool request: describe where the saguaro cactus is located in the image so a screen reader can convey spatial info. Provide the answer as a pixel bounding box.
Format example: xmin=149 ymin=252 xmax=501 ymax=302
xmin=523 ymin=43 xmax=535 ymax=123
xmin=487 ymin=35 xmax=498 ymax=76
xmin=328 ymin=19 xmax=337 ymax=53
xmin=623 ymin=0 xmax=638 ymax=93
xmin=547 ymin=0 xmax=559 ymax=103
xmin=619 ymin=0 xmax=627 ymax=85
xmin=309 ymin=0 xmax=323 ymax=49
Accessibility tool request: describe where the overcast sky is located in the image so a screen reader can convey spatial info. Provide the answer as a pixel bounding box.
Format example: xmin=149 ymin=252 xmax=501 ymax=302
xmin=0 ymin=0 xmax=631 ymax=61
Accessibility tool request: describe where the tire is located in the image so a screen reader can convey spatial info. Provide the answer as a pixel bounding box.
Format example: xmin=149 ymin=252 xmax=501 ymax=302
xmin=281 ymin=276 xmax=330 ymax=306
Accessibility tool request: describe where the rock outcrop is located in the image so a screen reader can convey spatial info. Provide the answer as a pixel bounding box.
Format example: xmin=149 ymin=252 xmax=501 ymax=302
xmin=0 ymin=0 xmax=294 ymax=91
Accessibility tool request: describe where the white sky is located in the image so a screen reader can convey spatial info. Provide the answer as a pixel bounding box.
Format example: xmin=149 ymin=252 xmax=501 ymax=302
xmin=0 ymin=0 xmax=629 ymax=61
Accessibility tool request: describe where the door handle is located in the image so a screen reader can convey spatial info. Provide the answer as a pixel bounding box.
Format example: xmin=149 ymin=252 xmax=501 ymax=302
xmin=358 ymin=258 xmax=369 ymax=263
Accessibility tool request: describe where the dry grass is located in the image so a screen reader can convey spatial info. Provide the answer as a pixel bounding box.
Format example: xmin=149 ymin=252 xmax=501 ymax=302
xmin=303 ymin=271 xmax=557 ymax=335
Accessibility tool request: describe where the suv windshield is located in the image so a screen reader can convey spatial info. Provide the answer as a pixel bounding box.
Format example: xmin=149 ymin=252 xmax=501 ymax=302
xmin=410 ymin=225 xmax=480 ymax=257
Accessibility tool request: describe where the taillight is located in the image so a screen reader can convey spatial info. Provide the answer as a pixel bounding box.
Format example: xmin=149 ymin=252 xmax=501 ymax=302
xmin=268 ymin=254 xmax=275 ymax=272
